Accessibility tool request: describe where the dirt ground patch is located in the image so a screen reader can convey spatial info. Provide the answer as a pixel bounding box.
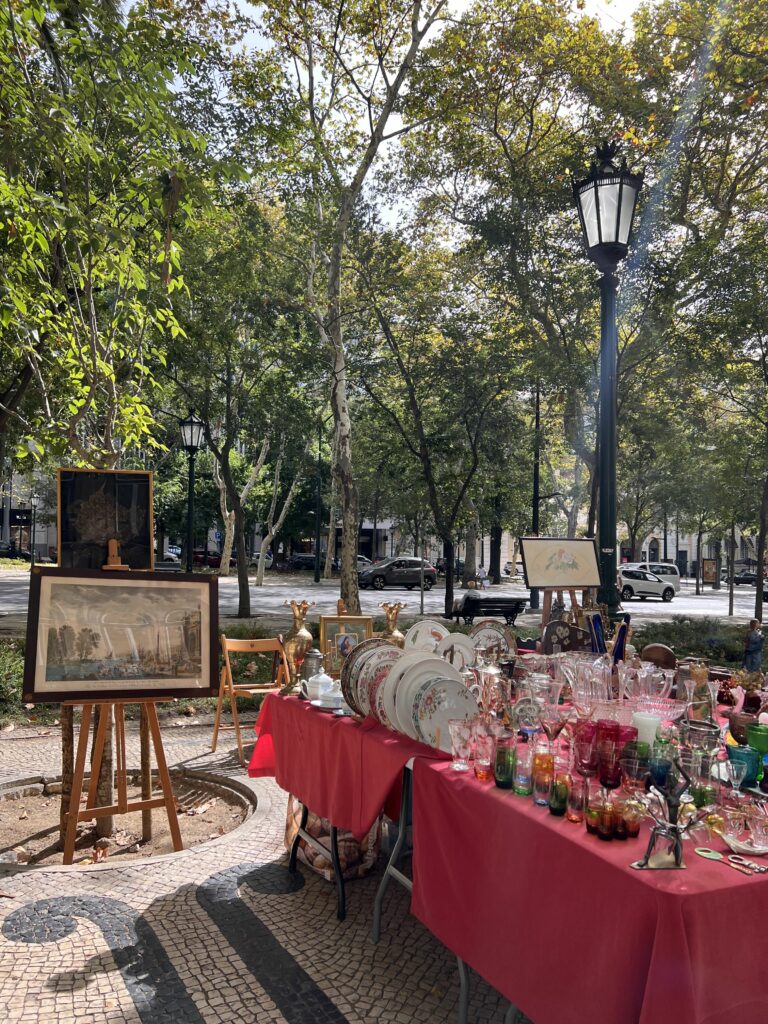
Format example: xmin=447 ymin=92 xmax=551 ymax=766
xmin=0 ymin=777 xmax=248 ymax=866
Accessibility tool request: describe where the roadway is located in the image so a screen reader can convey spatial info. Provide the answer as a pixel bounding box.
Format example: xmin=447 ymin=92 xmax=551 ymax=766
xmin=0 ymin=569 xmax=761 ymax=630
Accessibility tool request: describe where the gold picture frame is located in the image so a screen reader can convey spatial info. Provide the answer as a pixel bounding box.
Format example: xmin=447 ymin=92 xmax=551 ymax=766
xmin=319 ymin=615 xmax=373 ymax=677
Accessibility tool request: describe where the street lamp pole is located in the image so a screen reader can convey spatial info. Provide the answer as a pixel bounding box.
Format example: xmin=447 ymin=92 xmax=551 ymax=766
xmin=573 ymin=142 xmax=643 ymax=619
xmin=179 ymin=412 xmax=205 ymax=573
xmin=530 ymin=384 xmax=540 ymax=611
xmin=314 ymin=421 xmax=322 ymax=584
xmin=30 ymin=493 xmax=40 ymax=568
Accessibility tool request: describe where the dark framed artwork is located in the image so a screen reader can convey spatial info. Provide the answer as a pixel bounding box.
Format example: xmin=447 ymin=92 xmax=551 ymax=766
xmin=24 ymin=568 xmax=218 ymax=703
xmin=519 ymin=536 xmax=602 ymax=589
xmin=58 ymin=469 xmax=154 ymax=570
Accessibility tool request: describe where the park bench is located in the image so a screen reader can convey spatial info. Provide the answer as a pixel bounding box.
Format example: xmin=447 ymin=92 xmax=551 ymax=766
xmin=453 ymin=593 xmax=527 ymax=627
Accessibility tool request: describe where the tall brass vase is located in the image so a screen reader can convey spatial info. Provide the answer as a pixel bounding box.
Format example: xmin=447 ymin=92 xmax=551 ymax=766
xmin=379 ymin=602 xmax=407 ymax=649
xmin=283 ymin=599 xmax=315 ymax=691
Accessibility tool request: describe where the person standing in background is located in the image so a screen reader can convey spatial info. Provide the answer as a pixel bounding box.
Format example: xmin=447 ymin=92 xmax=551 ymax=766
xmin=743 ymin=618 xmax=763 ymax=672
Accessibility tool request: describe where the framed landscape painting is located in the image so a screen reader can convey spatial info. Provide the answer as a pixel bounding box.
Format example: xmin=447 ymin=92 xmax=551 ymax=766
xmin=519 ymin=537 xmax=602 ymax=589
xmin=319 ymin=615 xmax=373 ymax=677
xmin=24 ymin=568 xmax=218 ymax=703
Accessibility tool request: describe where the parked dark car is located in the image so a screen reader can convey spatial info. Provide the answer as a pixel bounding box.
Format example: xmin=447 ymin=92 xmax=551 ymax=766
xmin=358 ymin=556 xmax=437 ymax=591
xmin=288 ymin=552 xmax=339 ymax=572
xmin=192 ymin=548 xmax=235 ymax=568
xmin=0 ymin=542 xmax=31 ymax=561
xmin=732 ymin=570 xmax=758 ymax=586
xmin=436 ymin=557 xmax=464 ymax=577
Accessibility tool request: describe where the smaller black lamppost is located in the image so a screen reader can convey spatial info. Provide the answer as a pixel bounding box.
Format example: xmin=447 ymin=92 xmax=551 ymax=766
xmin=314 ymin=421 xmax=323 ymax=584
xmin=573 ymin=142 xmax=643 ymax=617
xmin=30 ymin=492 xmax=40 ymax=568
xmin=180 ymin=412 xmax=205 ymax=572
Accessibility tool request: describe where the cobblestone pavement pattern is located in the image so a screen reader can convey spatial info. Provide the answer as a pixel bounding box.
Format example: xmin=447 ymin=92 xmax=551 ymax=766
xmin=0 ymin=720 xmax=526 ymax=1024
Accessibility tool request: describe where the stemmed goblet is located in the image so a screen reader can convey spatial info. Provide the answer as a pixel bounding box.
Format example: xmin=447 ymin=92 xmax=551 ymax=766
xmin=539 ymin=703 xmax=569 ymax=761
xmin=724 ymin=760 xmax=748 ymax=802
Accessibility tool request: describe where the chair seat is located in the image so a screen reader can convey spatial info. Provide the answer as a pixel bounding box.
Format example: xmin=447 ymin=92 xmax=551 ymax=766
xmin=231 ymin=684 xmax=283 ymax=696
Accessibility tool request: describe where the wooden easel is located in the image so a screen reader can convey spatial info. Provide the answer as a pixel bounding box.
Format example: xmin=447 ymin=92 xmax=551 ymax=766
xmin=62 ymin=698 xmax=182 ymax=865
xmin=540 ymin=588 xmax=582 ymax=629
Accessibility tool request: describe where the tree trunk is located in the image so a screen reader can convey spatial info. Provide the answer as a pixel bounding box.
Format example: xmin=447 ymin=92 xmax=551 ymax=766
xmin=754 ymin=473 xmax=768 ymax=620
xmin=442 ymin=537 xmax=456 ymax=618
xmin=587 ymin=463 xmax=599 ymax=538
xmin=59 ymin=706 xmax=74 ymax=848
xmin=219 ymin=509 xmax=235 ymax=577
xmin=235 ymin=506 xmax=250 ymax=618
xmin=323 ymin=500 xmax=336 ymax=579
xmin=256 ymin=532 xmax=274 ymax=586
xmin=462 ymin=517 xmax=477 ymax=586
xmin=94 ymin=705 xmax=114 ymax=839
xmin=695 ymin=528 xmax=703 ymax=596
xmin=489 ymin=523 xmax=502 ymax=584
xmin=729 ymin=519 xmax=735 ymax=617
xmin=713 ymin=538 xmax=722 ymax=590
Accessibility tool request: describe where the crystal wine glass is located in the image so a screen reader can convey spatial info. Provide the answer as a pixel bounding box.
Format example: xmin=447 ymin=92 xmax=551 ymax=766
xmin=539 ymin=704 xmax=568 ymax=760
xmin=724 ymin=760 xmax=748 ymax=801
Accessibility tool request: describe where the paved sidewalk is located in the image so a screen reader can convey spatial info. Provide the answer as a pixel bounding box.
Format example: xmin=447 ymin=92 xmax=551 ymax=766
xmin=0 ymin=723 xmax=518 ymax=1024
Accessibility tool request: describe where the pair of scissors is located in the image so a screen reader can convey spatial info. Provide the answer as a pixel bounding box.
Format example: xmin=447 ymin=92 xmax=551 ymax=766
xmin=728 ymin=854 xmax=768 ymax=874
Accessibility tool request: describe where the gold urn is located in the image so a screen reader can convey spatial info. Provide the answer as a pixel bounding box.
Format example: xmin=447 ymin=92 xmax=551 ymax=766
xmin=379 ymin=602 xmax=407 ymax=649
xmin=283 ymin=599 xmax=315 ymax=690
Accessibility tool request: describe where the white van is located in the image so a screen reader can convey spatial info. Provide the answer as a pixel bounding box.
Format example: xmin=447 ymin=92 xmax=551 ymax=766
xmin=623 ymin=562 xmax=681 ymax=593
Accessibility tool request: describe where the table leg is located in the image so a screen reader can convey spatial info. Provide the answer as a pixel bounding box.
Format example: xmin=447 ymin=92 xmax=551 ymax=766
xmin=457 ymin=956 xmax=470 ymax=1024
xmin=288 ymin=802 xmax=308 ymax=874
xmin=372 ymin=767 xmax=412 ymax=943
xmin=329 ymin=826 xmax=346 ymax=922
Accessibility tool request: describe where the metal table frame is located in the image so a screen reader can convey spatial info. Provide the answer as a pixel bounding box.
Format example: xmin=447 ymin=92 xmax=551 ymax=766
xmin=288 ymin=802 xmax=346 ymax=921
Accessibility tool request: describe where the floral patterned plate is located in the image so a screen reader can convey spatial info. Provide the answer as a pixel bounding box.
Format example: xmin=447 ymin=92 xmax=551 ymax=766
xmin=435 ymin=633 xmax=476 ymax=672
xmin=357 ymin=645 xmax=404 ymax=722
xmin=395 ymin=657 xmax=463 ymax=739
xmin=413 ymin=676 xmax=478 ymax=752
xmin=470 ymin=619 xmax=516 ymax=656
xmin=403 ymin=619 xmax=450 ymax=653
xmin=341 ymin=638 xmax=391 ymax=715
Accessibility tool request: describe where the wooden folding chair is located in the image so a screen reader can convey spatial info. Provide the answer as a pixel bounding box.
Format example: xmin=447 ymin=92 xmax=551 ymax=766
xmin=212 ymin=636 xmax=290 ymax=766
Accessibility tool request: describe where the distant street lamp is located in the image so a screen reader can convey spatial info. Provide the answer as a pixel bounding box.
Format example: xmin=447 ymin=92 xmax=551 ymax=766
xmin=180 ymin=412 xmax=205 ymax=572
xmin=30 ymin=492 xmax=40 ymax=568
xmin=573 ymin=142 xmax=643 ymax=617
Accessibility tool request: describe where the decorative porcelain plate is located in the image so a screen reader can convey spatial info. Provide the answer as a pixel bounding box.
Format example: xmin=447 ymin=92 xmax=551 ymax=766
xmin=381 ymin=652 xmax=431 ymax=731
xmin=394 ymin=657 xmax=463 ymax=739
xmin=357 ymin=645 xmax=403 ymax=720
xmin=470 ymin=620 xmax=516 ymax=656
xmin=364 ymin=647 xmax=405 ymax=726
xmin=403 ymin=619 xmax=450 ymax=653
xmin=413 ymin=677 xmax=479 ymax=752
xmin=340 ymin=638 xmax=391 ymax=714
xmin=434 ymin=633 xmax=476 ymax=672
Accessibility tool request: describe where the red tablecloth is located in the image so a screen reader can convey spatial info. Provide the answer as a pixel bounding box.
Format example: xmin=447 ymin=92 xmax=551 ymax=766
xmin=411 ymin=759 xmax=768 ymax=1024
xmin=248 ymin=694 xmax=448 ymax=838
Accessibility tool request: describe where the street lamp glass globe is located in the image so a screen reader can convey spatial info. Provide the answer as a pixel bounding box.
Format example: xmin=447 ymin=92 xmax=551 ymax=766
xmin=180 ymin=412 xmax=205 ymax=453
xmin=30 ymin=493 xmax=40 ymax=509
xmin=573 ymin=142 xmax=643 ymax=271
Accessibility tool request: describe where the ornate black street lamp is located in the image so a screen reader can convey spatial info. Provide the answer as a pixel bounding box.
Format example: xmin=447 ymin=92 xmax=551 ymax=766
xmin=30 ymin=492 xmax=40 ymax=568
xmin=573 ymin=142 xmax=643 ymax=617
xmin=180 ymin=412 xmax=205 ymax=572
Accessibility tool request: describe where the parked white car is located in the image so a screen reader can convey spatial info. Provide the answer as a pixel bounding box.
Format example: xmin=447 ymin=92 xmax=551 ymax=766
xmin=622 ymin=561 xmax=681 ymax=593
xmin=250 ymin=549 xmax=274 ymax=569
xmin=617 ymin=567 xmax=676 ymax=603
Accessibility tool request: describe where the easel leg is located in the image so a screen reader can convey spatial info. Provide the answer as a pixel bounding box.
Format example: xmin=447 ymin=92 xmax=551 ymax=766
xmin=140 ymin=705 xmax=152 ymax=841
xmin=114 ymin=704 xmax=128 ymax=815
xmin=63 ymin=704 xmax=93 ymax=866
xmin=145 ymin=702 xmax=183 ymax=852
xmin=211 ymin=666 xmax=226 ymax=753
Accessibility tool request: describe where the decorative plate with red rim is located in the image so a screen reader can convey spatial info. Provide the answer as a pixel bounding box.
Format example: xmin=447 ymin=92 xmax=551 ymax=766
xmin=340 ymin=638 xmax=391 ymax=714
xmin=403 ymin=619 xmax=450 ymax=652
xmin=359 ymin=646 xmax=404 ymax=724
xmin=469 ymin=620 xmax=516 ymax=656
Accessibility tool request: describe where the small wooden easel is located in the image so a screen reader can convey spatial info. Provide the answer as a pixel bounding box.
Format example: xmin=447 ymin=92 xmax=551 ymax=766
xmin=62 ymin=699 xmax=182 ymax=865
xmin=540 ymin=588 xmax=582 ymax=629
